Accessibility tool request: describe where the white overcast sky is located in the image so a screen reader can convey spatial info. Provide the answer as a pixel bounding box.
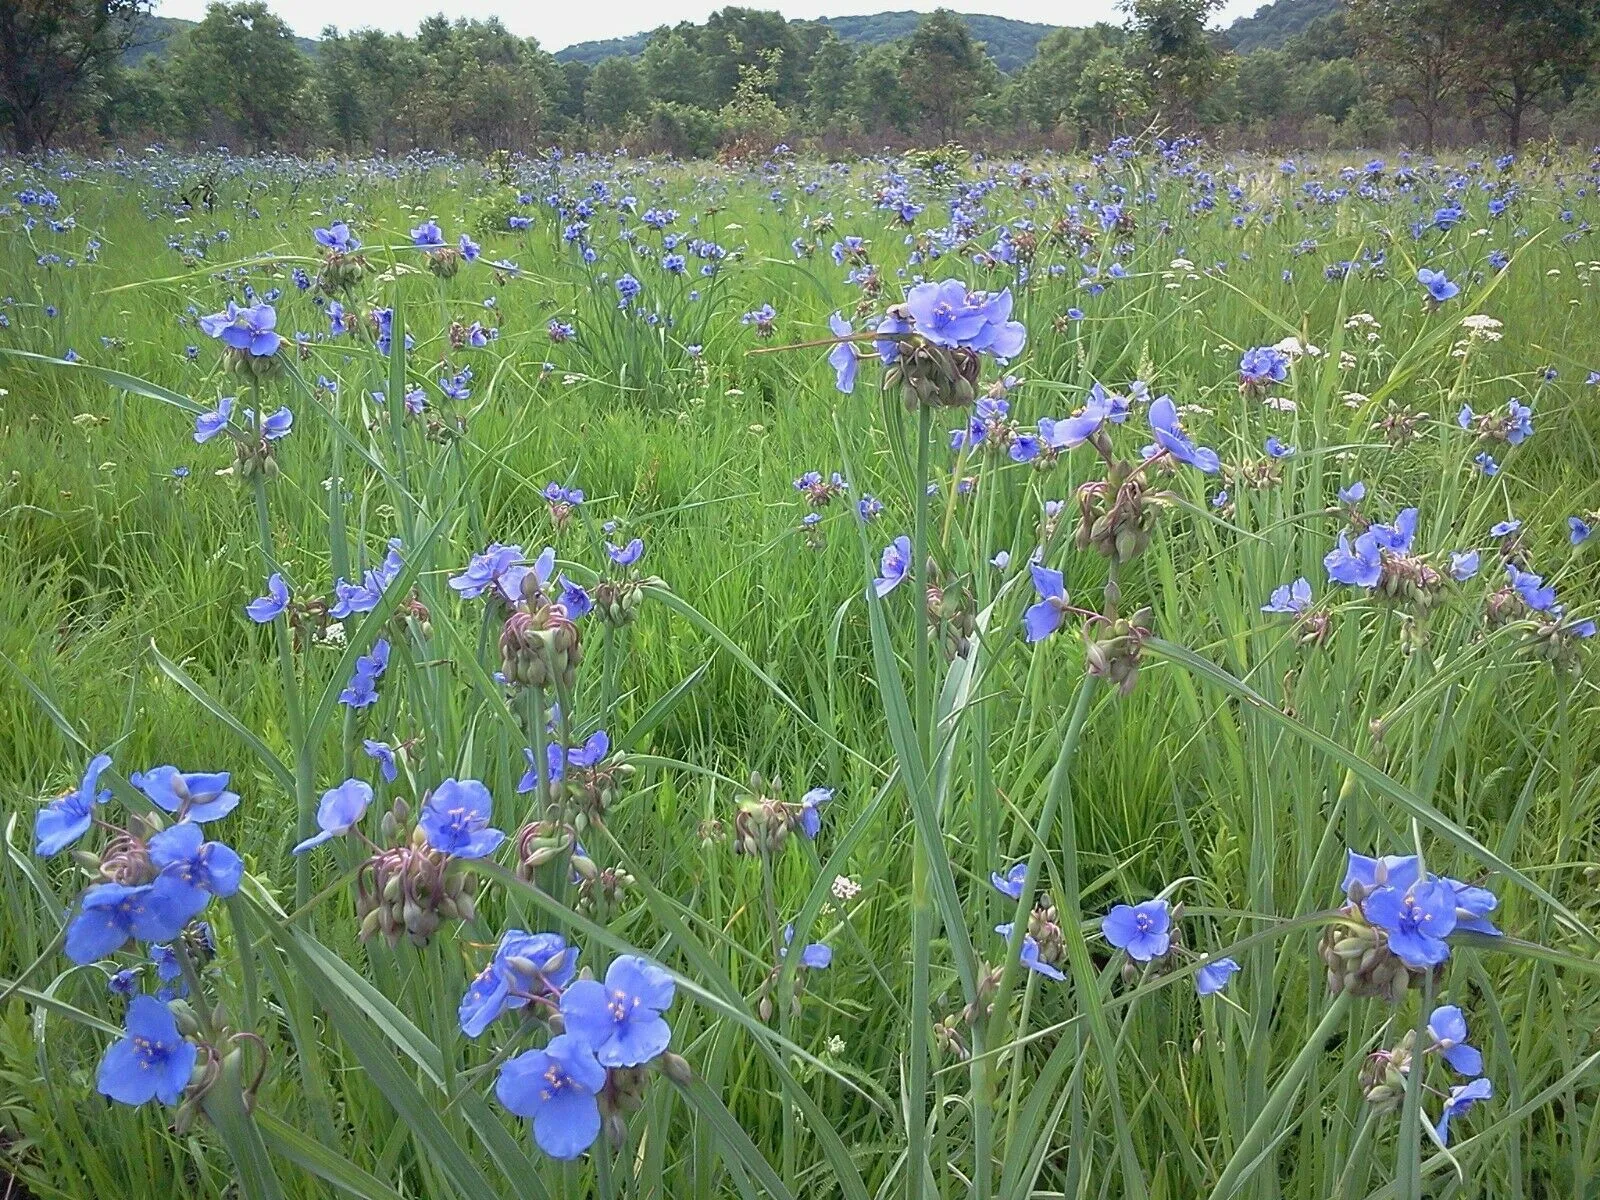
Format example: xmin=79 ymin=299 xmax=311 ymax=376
xmin=153 ymin=0 xmax=1267 ymax=50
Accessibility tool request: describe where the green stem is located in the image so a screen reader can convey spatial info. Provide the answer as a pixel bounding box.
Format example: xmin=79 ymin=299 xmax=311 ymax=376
xmin=908 ymin=402 xmax=934 ymax=1200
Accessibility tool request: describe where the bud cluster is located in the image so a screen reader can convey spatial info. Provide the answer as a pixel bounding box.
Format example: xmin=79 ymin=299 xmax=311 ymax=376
xmin=356 ymin=801 xmax=479 ymax=948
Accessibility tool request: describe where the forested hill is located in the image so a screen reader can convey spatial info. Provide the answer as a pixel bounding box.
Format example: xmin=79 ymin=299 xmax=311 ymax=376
xmin=553 ymin=11 xmax=1058 ymax=72
xmin=1222 ymin=0 xmax=1341 ymax=52
xmin=123 ymin=13 xmax=318 ymax=63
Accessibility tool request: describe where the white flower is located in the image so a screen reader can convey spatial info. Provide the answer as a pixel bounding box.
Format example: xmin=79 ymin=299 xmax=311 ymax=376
xmin=831 ymin=875 xmax=861 ymax=901
xmin=1272 ymin=335 xmax=1321 ymax=358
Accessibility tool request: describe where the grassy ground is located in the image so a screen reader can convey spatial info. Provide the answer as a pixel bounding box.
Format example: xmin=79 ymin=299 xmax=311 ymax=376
xmin=1 ymin=144 xmax=1599 ymax=1198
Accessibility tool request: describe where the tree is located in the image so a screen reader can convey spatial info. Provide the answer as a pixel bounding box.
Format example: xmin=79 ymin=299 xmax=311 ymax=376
xmin=642 ymin=29 xmax=708 ymax=108
xmin=1461 ymin=0 xmax=1599 ymax=148
xmin=0 ymin=0 xmax=149 ymax=151
xmin=850 ymin=43 xmax=915 ymax=135
xmin=173 ymin=2 xmax=309 ymax=149
xmin=1346 ymin=0 xmax=1473 ymax=152
xmin=805 ymin=33 xmax=855 ymax=124
xmin=1121 ymin=0 xmax=1226 ymax=128
xmin=585 ymin=55 xmax=645 ymax=131
xmin=899 ymin=8 xmax=994 ymax=140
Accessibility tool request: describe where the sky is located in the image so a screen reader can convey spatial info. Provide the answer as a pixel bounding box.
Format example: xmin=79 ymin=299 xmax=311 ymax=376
xmin=153 ymin=0 xmax=1267 ymax=51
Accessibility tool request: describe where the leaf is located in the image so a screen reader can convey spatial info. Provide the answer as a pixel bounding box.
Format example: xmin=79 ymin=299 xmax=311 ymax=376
xmin=672 ymin=1077 xmax=796 ymax=1200
xmin=255 ymin=1113 xmax=407 ymax=1200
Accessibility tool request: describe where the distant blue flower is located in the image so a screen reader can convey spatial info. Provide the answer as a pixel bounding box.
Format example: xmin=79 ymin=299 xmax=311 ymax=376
xmin=873 ymin=535 xmax=912 ymax=597
xmin=292 ymin=779 xmax=373 ymax=854
xmin=857 ymin=494 xmax=883 ymax=522
xmin=1506 ymin=563 xmax=1558 ymax=611
xmin=1490 ymin=518 xmax=1521 ymax=538
xmin=194 ymin=396 xmax=235 ymax=443
xmin=1325 ymin=530 xmax=1384 ymax=588
xmin=781 ymin=924 xmax=832 ymax=969
xmin=1262 ymin=577 xmax=1312 ymax=614
xmin=558 ymin=575 xmax=592 ymax=618
xmin=1417 ymin=268 xmax=1459 ymax=303
xmin=251 ymin=406 xmax=293 ymax=440
xmin=1339 ymin=481 xmax=1366 ymax=504
xmin=1146 ymin=397 xmax=1219 ymax=472
xmin=35 ymin=752 xmax=112 ymax=857
xmin=458 ymin=233 xmax=480 ymax=261
xmin=560 ymin=955 xmax=675 ymax=1067
xmin=108 ymin=968 xmax=138 ymax=996
xmin=460 ymin=930 xmax=577 ymax=1037
xmin=1449 ymin=550 xmax=1480 ymax=581
xmin=827 ymin=312 xmax=858 ymax=393
xmin=1434 ymin=1077 xmax=1492 ymax=1144
xmin=1239 ymin=346 xmax=1289 ymax=390
xmin=451 ymin=544 xmax=553 ymax=604
xmin=1196 ymin=957 xmax=1241 ymax=996
xmin=991 ymin=862 xmax=1027 ymax=899
xmin=797 ymin=787 xmax=830 ymax=839
xmin=995 ymin=922 xmax=1065 ymax=980
xmin=314 ymin=223 xmax=359 ymax=252
xmin=607 ymin=538 xmax=644 ymax=566
xmin=410 ymin=220 xmax=444 ymax=247
xmin=419 ymin=778 xmax=504 ymax=859
xmin=133 ymin=766 xmax=239 ymax=823
xmin=1570 ymin=517 xmax=1592 ymax=545
xmin=1023 ymin=563 xmax=1069 ymax=642
xmin=496 ymin=1033 xmax=606 ymax=1159
xmin=148 ymin=821 xmax=243 ymax=900
xmin=363 ymin=739 xmax=398 ymax=782
xmin=1428 ymin=1005 xmax=1484 ymax=1076
xmin=1264 ymin=436 xmax=1295 ymax=458
xmin=1361 ymin=878 xmax=1457 ymax=967
xmin=1473 ymin=452 xmax=1500 ymax=476
xmin=97 ymin=995 xmax=197 ymax=1107
xmin=246 ymin=573 xmax=289 ymax=622
xmin=198 ymin=301 xmax=280 ymax=357
xmin=1102 ymin=898 xmax=1171 ymax=962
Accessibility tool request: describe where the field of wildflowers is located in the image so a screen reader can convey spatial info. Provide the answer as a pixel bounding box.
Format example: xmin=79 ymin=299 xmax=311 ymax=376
xmin=2 ymin=139 xmax=1600 ymax=1199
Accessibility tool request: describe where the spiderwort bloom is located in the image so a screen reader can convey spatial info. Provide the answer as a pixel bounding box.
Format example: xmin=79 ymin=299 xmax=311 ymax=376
xmin=1324 ymin=530 xmax=1384 ymax=588
xmin=1264 ymin=436 xmax=1296 ymax=458
xmin=419 ymin=779 xmax=504 ymax=859
xmin=991 ymin=862 xmax=1027 ymax=899
xmin=827 ymin=312 xmax=858 ymax=393
xmin=1102 ymin=898 xmax=1172 ymax=962
xmin=1239 ymin=345 xmax=1290 ymax=390
xmin=1428 ymin=1005 xmax=1484 ymax=1076
xmin=65 ymin=879 xmax=195 ymax=963
xmin=198 ymin=301 xmax=281 ymax=357
xmin=1506 ymin=563 xmax=1558 ymax=611
xmin=780 ymin=925 xmax=833 ymax=969
xmin=797 ymin=787 xmax=831 ymax=839
xmin=292 ymin=779 xmax=373 ymax=854
xmin=410 ymin=220 xmax=444 ymax=247
xmin=1417 ymin=268 xmax=1460 ymax=304
xmin=496 ymin=1034 xmax=607 ymax=1160
xmin=1146 ymin=397 xmax=1220 ymax=472
xmin=1571 ymin=517 xmax=1593 ymax=545
xmin=903 ymin=279 xmax=990 ymax=348
xmin=1339 ymin=481 xmax=1366 ymax=504
xmin=450 ymin=543 xmax=547 ymax=604
xmin=607 ymin=539 xmax=644 ymax=567
xmin=560 ymin=954 xmax=676 ymax=1067
xmin=246 ymin=573 xmax=290 ymax=622
xmin=1023 ymin=563 xmax=1069 ymax=642
xmin=96 ymin=995 xmax=197 ymax=1107
xmin=1449 ymin=551 xmax=1481 ymax=581
xmin=1262 ymin=577 xmax=1312 ymax=614
xmin=1434 ymin=1077 xmax=1492 ymax=1144
xmin=1490 ymin=518 xmax=1521 ymax=538
xmin=133 ymin=767 xmax=239 ymax=823
xmin=873 ymin=536 xmax=912 ymax=597
xmin=35 ymin=752 xmax=112 ymax=857
xmin=995 ymin=922 xmax=1065 ymax=981
xmin=1196 ymin=957 xmax=1242 ymax=996
xmin=1361 ymin=878 xmax=1458 ymax=968
xmin=194 ymin=396 xmax=234 ymax=442
xmin=148 ymin=822 xmax=243 ymax=902
xmin=459 ymin=930 xmax=577 ymax=1037
xmin=314 ymin=222 xmax=358 ymax=253
xmin=363 ymin=739 xmax=398 ymax=782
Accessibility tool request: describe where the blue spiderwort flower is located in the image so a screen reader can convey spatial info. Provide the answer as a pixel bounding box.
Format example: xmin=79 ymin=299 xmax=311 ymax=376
xmin=292 ymin=779 xmax=373 ymax=854
xmin=1428 ymin=1005 xmax=1484 ymax=1076
xmin=1196 ymin=957 xmax=1242 ymax=996
xmin=1490 ymin=518 xmax=1521 ymax=538
xmin=314 ymin=222 xmax=358 ymax=252
xmin=410 ymin=220 xmax=444 ymax=247
xmin=1040 ymin=385 xmax=1114 ymax=451
xmin=1239 ymin=346 xmax=1289 ymax=390
xmin=251 ymin=406 xmax=293 ymax=439
xmin=1264 ymin=436 xmax=1295 ymax=458
xmin=460 ymin=930 xmax=577 ymax=1037
xmin=1339 ymin=481 xmax=1366 ymax=504
xmin=995 ymin=922 xmax=1065 ymax=981
xmin=797 ymin=787 xmax=831 ymax=839
xmin=450 ymin=544 xmax=552 ymax=604
xmin=132 ymin=766 xmax=239 ymax=823
xmin=246 ymin=573 xmax=289 ymax=622
xmin=991 ymin=862 xmax=1027 ymax=899
xmin=148 ymin=822 xmax=243 ymax=901
xmin=194 ymin=396 xmax=234 ymax=442
xmin=65 ymin=879 xmax=196 ymax=963
xmin=1417 ymin=268 xmax=1459 ymax=303
xmin=780 ymin=925 xmax=833 ymax=969
xmin=560 ymin=954 xmax=676 ymax=1067
xmin=1262 ymin=578 xmax=1312 ymax=614
xmin=419 ymin=779 xmax=504 ymax=859
xmin=97 ymin=995 xmax=197 ymax=1107
xmin=108 ymin=968 xmax=138 ymax=996
xmin=1102 ymin=898 xmax=1172 ymax=961
xmin=198 ymin=302 xmax=281 ymax=357
xmin=1145 ymin=397 xmax=1220 ymax=472
xmin=1570 ymin=517 xmax=1592 ymax=545
xmin=1361 ymin=878 xmax=1458 ymax=967
xmin=1443 ymin=877 xmax=1500 ymax=935
xmin=496 ymin=1033 xmax=607 ymax=1160
xmin=1473 ymin=452 xmax=1500 ymax=476
xmin=1023 ymin=563 xmax=1069 ymax=642
xmin=1506 ymin=563 xmax=1558 ymax=611
xmin=363 ymin=739 xmax=398 ymax=782
xmin=873 ymin=536 xmax=912 ymax=597
xmin=558 ymin=575 xmax=592 ymax=618
xmin=607 ymin=539 xmax=644 ymax=567
xmin=1434 ymin=1077 xmax=1492 ymax=1144
xmin=1324 ymin=530 xmax=1384 ymax=588
xmin=1449 ymin=550 xmax=1481 ymax=581
xmin=35 ymin=752 xmax=112 ymax=856
xmin=857 ymin=494 xmax=883 ymax=522
xmin=904 ymin=279 xmax=990 ymax=348
xmin=827 ymin=312 xmax=858 ymax=393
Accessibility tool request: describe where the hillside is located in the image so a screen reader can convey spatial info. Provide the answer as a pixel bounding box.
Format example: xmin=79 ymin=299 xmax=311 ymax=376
xmin=552 ymin=10 xmax=1057 ymax=72
xmin=1222 ymin=0 xmax=1340 ymax=52
xmin=122 ymin=13 xmax=319 ymax=63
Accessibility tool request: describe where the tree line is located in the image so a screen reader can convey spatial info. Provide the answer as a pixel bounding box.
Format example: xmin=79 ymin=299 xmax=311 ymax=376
xmin=3 ymin=0 xmax=1597 ymax=156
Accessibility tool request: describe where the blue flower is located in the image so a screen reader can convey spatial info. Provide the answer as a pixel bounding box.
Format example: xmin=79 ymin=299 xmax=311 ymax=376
xmin=1339 ymin=481 xmax=1366 ymax=504
xmin=246 ymin=573 xmax=290 ymax=622
xmin=1324 ymin=530 xmax=1383 ymax=588
xmin=97 ymin=995 xmax=197 ymax=1107
xmin=607 ymin=538 xmax=644 ymax=567
xmin=1428 ymin=1005 xmax=1483 ymax=1076
xmin=1417 ymin=268 xmax=1459 ymax=303
xmin=991 ymin=862 xmax=1027 ymax=899
xmin=904 ymin=279 xmax=988 ymax=349
xmin=1490 ymin=518 xmax=1521 ymax=538
xmin=198 ymin=301 xmax=280 ymax=357
xmin=1264 ymin=436 xmax=1296 ymax=458
xmin=148 ymin=822 xmax=243 ymax=901
xmin=1102 ymin=898 xmax=1172 ymax=962
xmin=410 ymin=220 xmax=444 ymax=247
xmin=1196 ymin=957 xmax=1241 ymax=996
xmin=1449 ymin=550 xmax=1481 ymax=581
xmin=460 ymin=930 xmax=577 ymax=1037
xmin=363 ymin=739 xmax=398 ymax=782
xmin=827 ymin=312 xmax=858 ymax=394
xmin=1262 ymin=577 xmax=1312 ymax=614
xmin=313 ymin=223 xmax=359 ymax=252
xmin=1239 ymin=346 xmax=1290 ymax=389
xmin=780 ymin=924 xmax=833 ymax=969
xmin=1443 ymin=877 xmax=1500 ymax=935
xmin=560 ymin=954 xmax=675 ymax=1067
xmin=873 ymin=535 xmax=912 ymax=597
xmin=1040 ymin=385 xmax=1115 ymax=450
xmin=133 ymin=766 xmax=239 ymax=823
xmin=1023 ymin=563 xmax=1069 ymax=642
xmin=1506 ymin=563 xmax=1558 ymax=611
xmin=35 ymin=752 xmax=112 ymax=857
xmin=194 ymin=395 xmax=234 ymax=442
xmin=558 ymin=575 xmax=593 ymax=618
xmin=65 ymin=878 xmax=196 ymax=963
xmin=797 ymin=787 xmax=831 ymax=839
xmin=495 ymin=1034 xmax=607 ymax=1160
xmin=1434 ymin=1077 xmax=1492 ymax=1144
xmin=1570 ymin=517 xmax=1592 ymax=545
xmin=419 ymin=779 xmax=504 ymax=859
xmin=292 ymin=779 xmax=373 ymax=854
xmin=451 ymin=544 xmax=552 ymax=604
xmin=253 ymin=406 xmax=293 ymax=439
xmin=1341 ymin=851 xmax=1420 ymax=900
xmin=1361 ymin=878 xmax=1458 ymax=967
xmin=995 ymin=922 xmax=1065 ymax=981
xmin=1145 ymin=397 xmax=1219 ymax=472
xmin=1473 ymin=451 xmax=1500 ymax=476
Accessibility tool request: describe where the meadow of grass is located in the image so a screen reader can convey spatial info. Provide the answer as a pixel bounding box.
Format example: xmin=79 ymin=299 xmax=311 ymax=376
xmin=1 ymin=141 xmax=1599 ymax=1199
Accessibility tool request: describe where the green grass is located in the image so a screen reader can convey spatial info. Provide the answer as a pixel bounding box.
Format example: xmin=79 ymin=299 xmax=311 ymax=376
xmin=1 ymin=146 xmax=1599 ymax=1199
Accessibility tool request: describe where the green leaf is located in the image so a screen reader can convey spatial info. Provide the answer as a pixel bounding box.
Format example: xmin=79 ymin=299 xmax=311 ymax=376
xmin=147 ymin=641 xmax=297 ymax=795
